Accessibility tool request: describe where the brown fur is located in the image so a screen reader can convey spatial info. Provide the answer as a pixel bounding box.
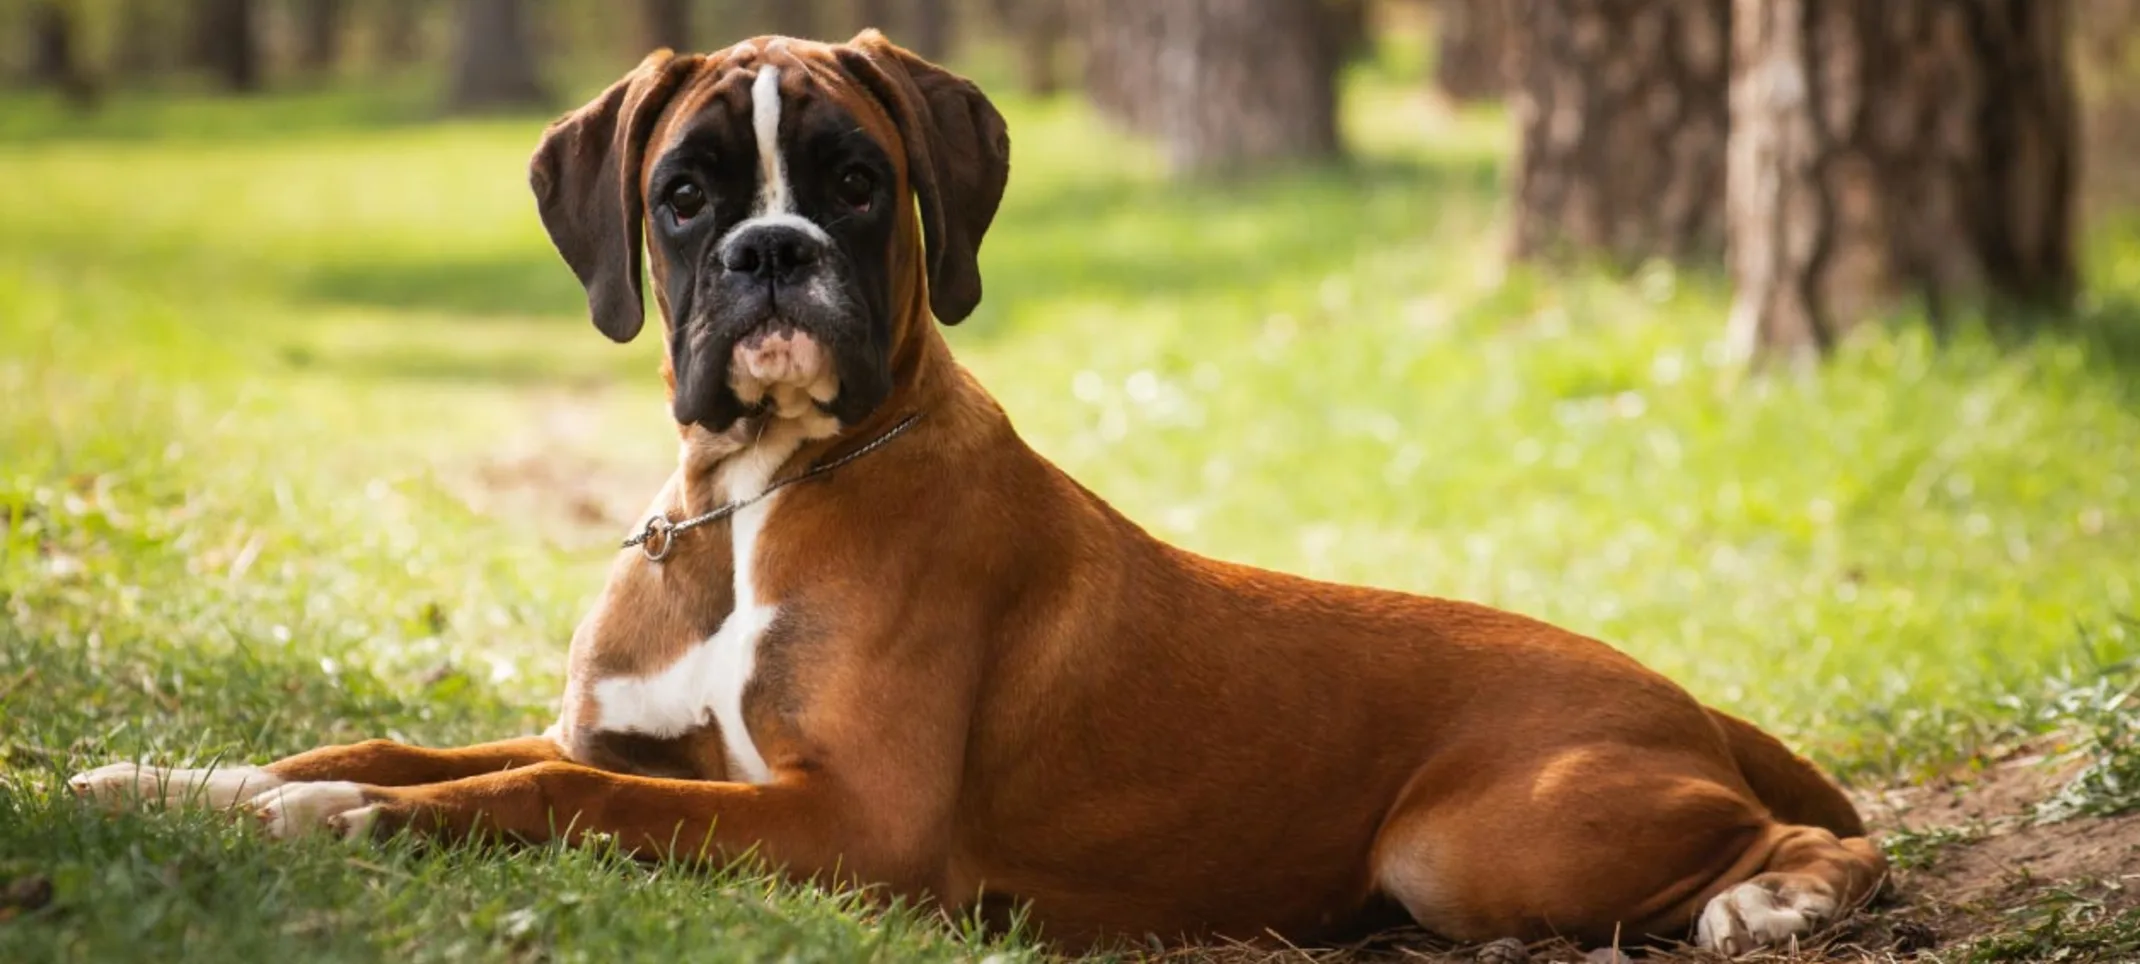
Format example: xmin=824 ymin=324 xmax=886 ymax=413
xmin=113 ymin=33 xmax=1886 ymax=955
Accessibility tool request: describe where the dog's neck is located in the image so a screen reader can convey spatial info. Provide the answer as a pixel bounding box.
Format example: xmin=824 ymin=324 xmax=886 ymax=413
xmin=672 ymin=321 xmax=953 ymax=515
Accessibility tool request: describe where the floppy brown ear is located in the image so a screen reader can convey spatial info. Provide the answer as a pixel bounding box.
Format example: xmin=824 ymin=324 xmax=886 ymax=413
xmin=529 ymin=50 xmax=704 ymax=343
xmin=840 ymin=31 xmax=1011 ymax=325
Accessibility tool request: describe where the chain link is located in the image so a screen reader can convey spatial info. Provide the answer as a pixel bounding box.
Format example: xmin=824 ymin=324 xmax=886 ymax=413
xmin=621 ymin=410 xmax=926 ymax=562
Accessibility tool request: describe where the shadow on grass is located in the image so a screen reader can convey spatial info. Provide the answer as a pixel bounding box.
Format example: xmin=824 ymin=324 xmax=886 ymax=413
xmin=969 ymin=153 xmax=1503 ymax=336
xmin=2073 ymin=295 xmax=2140 ymax=404
xmin=300 ymin=252 xmax=586 ymax=321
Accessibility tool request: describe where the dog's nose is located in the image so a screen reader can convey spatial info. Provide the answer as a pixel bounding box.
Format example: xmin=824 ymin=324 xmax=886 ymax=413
xmin=721 ymin=222 xmax=824 ymax=284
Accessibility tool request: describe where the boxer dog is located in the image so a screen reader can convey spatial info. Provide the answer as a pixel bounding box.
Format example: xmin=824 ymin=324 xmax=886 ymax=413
xmin=71 ymin=33 xmax=1885 ymax=956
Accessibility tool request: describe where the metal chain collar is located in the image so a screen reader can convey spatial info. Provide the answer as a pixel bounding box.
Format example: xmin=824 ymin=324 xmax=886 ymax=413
xmin=621 ymin=410 xmax=926 ymax=562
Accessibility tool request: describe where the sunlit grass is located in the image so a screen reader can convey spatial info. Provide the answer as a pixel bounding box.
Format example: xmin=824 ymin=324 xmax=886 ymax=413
xmin=2 ymin=62 xmax=2138 ymax=961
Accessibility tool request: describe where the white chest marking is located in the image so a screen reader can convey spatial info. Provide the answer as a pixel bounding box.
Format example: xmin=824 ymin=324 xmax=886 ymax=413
xmin=591 ymin=438 xmax=800 ymax=785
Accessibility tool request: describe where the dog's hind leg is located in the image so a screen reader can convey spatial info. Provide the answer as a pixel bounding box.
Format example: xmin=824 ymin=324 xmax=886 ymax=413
xmin=1694 ymin=823 xmax=1886 ymax=955
xmin=1369 ymin=742 xmax=1883 ymax=955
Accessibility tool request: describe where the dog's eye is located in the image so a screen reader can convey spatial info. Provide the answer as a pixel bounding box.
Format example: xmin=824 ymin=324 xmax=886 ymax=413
xmin=667 ymin=182 xmax=707 ymax=221
xmin=836 ymin=168 xmax=876 ymax=212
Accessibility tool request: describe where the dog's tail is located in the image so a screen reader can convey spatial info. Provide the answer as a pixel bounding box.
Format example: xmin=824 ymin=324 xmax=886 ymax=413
xmin=1708 ymin=708 xmax=1867 ymax=838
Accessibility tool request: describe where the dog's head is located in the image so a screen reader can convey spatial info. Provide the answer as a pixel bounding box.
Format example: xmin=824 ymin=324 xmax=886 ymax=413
xmin=530 ymin=33 xmax=1009 ymax=432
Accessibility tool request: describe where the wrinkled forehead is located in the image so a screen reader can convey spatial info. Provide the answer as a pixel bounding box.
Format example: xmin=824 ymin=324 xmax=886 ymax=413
xmin=644 ymin=38 xmax=900 ymax=184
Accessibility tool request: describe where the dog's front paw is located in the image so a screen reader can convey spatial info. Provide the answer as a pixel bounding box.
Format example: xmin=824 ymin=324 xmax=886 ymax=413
xmin=246 ymin=782 xmax=376 ymax=840
xmin=68 ymin=762 xmax=283 ymax=810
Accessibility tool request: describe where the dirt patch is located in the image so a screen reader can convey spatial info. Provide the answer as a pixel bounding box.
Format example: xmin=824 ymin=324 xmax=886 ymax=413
xmin=441 ymin=389 xmax=674 ymax=548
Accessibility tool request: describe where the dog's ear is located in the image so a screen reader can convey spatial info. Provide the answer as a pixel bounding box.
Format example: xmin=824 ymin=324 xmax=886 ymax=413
xmin=838 ymin=32 xmax=1010 ymax=326
xmin=529 ymin=50 xmax=705 ymax=343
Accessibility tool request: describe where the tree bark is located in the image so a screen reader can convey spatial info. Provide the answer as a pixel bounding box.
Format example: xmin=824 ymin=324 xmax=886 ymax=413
xmin=1076 ymin=0 xmax=1168 ymax=132
xmin=909 ymin=0 xmax=952 ymax=61
xmin=189 ymin=0 xmax=262 ymax=92
xmin=1162 ymin=0 xmax=1345 ymax=175
xmin=2075 ymin=0 xmax=2140 ymax=212
xmin=296 ymin=0 xmax=345 ymax=74
xmin=376 ymin=0 xmax=425 ymax=65
xmin=1435 ymin=0 xmax=1511 ymax=102
xmin=30 ymin=1 xmax=78 ymax=86
xmin=30 ymin=0 xmax=98 ymax=104
xmin=1509 ymin=0 xmax=1730 ymax=265
xmin=1726 ymin=0 xmax=2078 ymax=360
xmin=447 ymin=0 xmax=550 ymax=112
xmin=992 ymin=0 xmax=1067 ymax=95
xmin=856 ymin=0 xmax=898 ymax=34
xmin=643 ymin=0 xmax=692 ymax=50
xmin=765 ymin=0 xmax=822 ymax=39
xmin=115 ymin=0 xmax=170 ymax=78
xmin=1090 ymin=0 xmax=1342 ymax=175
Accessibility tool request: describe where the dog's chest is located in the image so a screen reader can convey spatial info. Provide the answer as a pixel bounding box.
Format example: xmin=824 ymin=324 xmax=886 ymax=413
xmin=568 ymin=444 xmax=797 ymax=785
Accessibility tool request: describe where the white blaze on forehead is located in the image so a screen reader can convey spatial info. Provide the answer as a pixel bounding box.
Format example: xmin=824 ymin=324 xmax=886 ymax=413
xmin=752 ymin=65 xmax=791 ymax=216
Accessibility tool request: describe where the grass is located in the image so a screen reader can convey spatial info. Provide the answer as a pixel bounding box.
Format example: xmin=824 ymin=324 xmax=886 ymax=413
xmin=3 ymin=49 xmax=2140 ymax=962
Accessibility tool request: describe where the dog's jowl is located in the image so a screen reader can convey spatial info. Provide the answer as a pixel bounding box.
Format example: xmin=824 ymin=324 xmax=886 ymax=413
xmin=71 ymin=32 xmax=1884 ymax=958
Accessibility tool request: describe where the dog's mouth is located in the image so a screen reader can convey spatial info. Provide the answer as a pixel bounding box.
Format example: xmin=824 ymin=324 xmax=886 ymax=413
xmin=727 ymin=320 xmax=841 ymax=420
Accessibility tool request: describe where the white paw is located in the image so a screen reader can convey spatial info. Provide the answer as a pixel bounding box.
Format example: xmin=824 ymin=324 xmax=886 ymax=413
xmin=1696 ymin=879 xmax=1838 ymax=956
xmin=68 ymin=762 xmax=284 ymax=810
xmin=246 ymin=782 xmax=372 ymax=840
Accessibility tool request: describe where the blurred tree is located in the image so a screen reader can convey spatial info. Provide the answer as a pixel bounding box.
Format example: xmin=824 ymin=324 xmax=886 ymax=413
xmin=448 ymin=0 xmax=549 ymax=111
xmin=1434 ymin=0 xmax=1510 ymax=102
xmin=1077 ymin=0 xmax=1166 ymax=132
xmin=910 ymin=0 xmax=952 ymax=60
xmin=644 ymin=0 xmax=692 ymax=49
xmin=296 ymin=0 xmax=346 ymax=74
xmin=2075 ymin=0 xmax=2140 ymax=210
xmin=856 ymin=0 xmax=896 ymax=33
xmin=989 ymin=0 xmax=1066 ymax=95
xmin=190 ymin=0 xmax=262 ymax=92
xmin=376 ymin=0 xmax=426 ymax=65
xmin=115 ymin=0 xmax=172 ymax=78
xmin=765 ymin=0 xmax=822 ymax=38
xmin=1157 ymin=0 xmax=1345 ymax=174
xmin=1509 ymin=0 xmax=1729 ymax=264
xmin=1083 ymin=0 xmax=1346 ymax=174
xmin=29 ymin=0 xmax=97 ymax=105
xmin=1727 ymin=0 xmax=2077 ymax=360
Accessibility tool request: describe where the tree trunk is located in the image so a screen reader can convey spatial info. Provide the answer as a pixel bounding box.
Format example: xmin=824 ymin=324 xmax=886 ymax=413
xmin=30 ymin=1 xmax=77 ymax=86
xmin=996 ymin=0 xmax=1067 ymax=95
xmin=1077 ymin=0 xmax=1168 ymax=132
xmin=30 ymin=0 xmax=98 ymax=105
xmin=115 ymin=0 xmax=170 ymax=78
xmin=909 ymin=0 xmax=952 ymax=61
xmin=447 ymin=0 xmax=550 ymax=112
xmin=856 ymin=0 xmax=896 ymax=34
xmin=2074 ymin=0 xmax=2140 ymax=212
xmin=296 ymin=0 xmax=345 ymax=74
xmin=642 ymin=0 xmax=692 ymax=51
xmin=376 ymin=0 xmax=425 ymax=65
xmin=765 ymin=0 xmax=822 ymax=39
xmin=1509 ymin=0 xmax=1730 ymax=265
xmin=1149 ymin=0 xmax=1346 ymax=175
xmin=1434 ymin=0 xmax=1511 ymax=102
xmin=1726 ymin=0 xmax=2078 ymax=360
xmin=190 ymin=0 xmax=262 ymax=92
